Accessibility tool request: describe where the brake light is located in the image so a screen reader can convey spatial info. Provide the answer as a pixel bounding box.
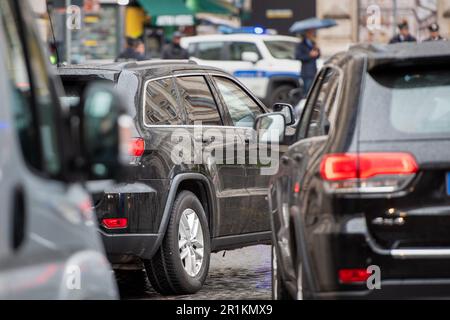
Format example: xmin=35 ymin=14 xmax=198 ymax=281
xmin=129 ymin=138 xmax=145 ymax=157
xmin=320 ymin=153 xmax=418 ymax=193
xmin=102 ymin=218 xmax=128 ymax=229
xmin=339 ymin=269 xmax=370 ymax=284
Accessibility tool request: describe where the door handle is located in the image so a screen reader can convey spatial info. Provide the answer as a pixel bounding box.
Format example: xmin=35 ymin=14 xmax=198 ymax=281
xmin=293 ymin=153 xmax=304 ymax=163
xmin=280 ymin=156 xmax=290 ymax=165
xmin=195 ymin=135 xmax=215 ymax=143
xmin=12 ymin=187 xmax=26 ymax=250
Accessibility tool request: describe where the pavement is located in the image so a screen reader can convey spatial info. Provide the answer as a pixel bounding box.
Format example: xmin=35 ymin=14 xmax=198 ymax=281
xmin=118 ymin=245 xmax=272 ymax=300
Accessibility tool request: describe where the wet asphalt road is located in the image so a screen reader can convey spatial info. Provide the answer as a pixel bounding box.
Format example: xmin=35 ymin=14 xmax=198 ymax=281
xmin=118 ymin=245 xmax=272 ymax=300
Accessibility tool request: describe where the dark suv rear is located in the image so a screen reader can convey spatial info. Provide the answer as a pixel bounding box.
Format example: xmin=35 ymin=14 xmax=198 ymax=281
xmin=270 ymin=42 xmax=450 ymax=299
xmin=59 ymin=61 xmax=292 ymax=295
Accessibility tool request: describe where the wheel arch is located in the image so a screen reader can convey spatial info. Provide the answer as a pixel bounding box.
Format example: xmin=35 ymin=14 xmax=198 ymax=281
xmin=152 ymin=173 xmax=217 ymax=257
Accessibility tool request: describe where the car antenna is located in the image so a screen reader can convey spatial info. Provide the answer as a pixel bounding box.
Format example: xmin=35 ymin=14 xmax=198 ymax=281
xmin=46 ymin=1 xmax=61 ymax=66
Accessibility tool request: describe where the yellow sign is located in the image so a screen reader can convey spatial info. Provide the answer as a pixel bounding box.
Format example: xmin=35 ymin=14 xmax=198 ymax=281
xmin=266 ymin=9 xmax=294 ymax=19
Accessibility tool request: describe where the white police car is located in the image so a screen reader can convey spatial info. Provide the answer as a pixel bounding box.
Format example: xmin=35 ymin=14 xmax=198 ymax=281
xmin=181 ymin=34 xmax=302 ymax=107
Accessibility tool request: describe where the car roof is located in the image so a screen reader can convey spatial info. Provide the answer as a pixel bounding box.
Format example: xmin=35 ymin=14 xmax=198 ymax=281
xmin=57 ymin=60 xmax=228 ymax=80
xmin=327 ymin=41 xmax=450 ymax=70
xmin=181 ymin=34 xmax=299 ymax=44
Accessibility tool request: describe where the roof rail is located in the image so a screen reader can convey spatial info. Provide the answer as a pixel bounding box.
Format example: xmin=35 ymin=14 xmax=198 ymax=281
xmin=349 ymin=43 xmax=389 ymax=53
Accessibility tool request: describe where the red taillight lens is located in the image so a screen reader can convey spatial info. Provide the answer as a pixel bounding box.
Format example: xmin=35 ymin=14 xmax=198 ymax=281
xmin=339 ymin=269 xmax=370 ymax=284
xmin=320 ymin=153 xmax=418 ymax=181
xmin=129 ymin=138 xmax=145 ymax=157
xmin=102 ymin=218 xmax=128 ymax=229
xmin=320 ymin=154 xmax=358 ymax=181
xmin=320 ymin=153 xmax=418 ymax=193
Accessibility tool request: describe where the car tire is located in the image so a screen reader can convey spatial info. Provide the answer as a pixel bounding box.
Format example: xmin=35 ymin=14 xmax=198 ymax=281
xmin=269 ymin=84 xmax=296 ymax=107
xmin=144 ymin=191 xmax=211 ymax=295
xmin=271 ymin=246 xmax=293 ymax=300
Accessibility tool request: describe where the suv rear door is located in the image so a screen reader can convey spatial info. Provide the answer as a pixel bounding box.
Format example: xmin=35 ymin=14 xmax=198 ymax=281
xmin=171 ymin=73 xmax=247 ymax=237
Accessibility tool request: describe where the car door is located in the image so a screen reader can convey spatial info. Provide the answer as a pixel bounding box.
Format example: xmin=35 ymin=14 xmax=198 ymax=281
xmin=173 ymin=74 xmax=247 ymax=237
xmin=211 ymin=75 xmax=275 ymax=235
xmin=271 ymin=67 xmax=342 ymax=286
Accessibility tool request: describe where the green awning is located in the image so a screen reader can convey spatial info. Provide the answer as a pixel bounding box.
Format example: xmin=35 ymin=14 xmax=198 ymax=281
xmin=186 ymin=0 xmax=238 ymax=15
xmin=137 ymin=0 xmax=195 ymax=26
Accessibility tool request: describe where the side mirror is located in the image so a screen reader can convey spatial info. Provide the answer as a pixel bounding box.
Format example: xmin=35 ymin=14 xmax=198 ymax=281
xmin=254 ymin=113 xmax=286 ymax=144
xmin=242 ymin=51 xmax=259 ymax=64
xmin=81 ymin=83 xmax=132 ymax=180
xmin=272 ymin=103 xmax=296 ymax=126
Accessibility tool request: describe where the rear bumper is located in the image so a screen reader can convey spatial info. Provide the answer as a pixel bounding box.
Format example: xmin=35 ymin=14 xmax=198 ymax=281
xmin=315 ymin=279 xmax=450 ymax=300
xmin=99 ymin=230 xmax=160 ymax=263
xmin=293 ymin=212 xmax=450 ymax=298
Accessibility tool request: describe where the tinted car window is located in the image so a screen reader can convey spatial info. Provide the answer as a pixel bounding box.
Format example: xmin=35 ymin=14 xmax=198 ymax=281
xmin=144 ymin=77 xmax=181 ymax=126
xmin=176 ymin=76 xmax=222 ymax=126
xmin=360 ymin=67 xmax=450 ymax=141
xmin=196 ymin=42 xmax=223 ymax=60
xmin=229 ymin=42 xmax=260 ymax=61
xmin=214 ymin=76 xmax=263 ymax=128
xmin=307 ymin=68 xmax=339 ymax=138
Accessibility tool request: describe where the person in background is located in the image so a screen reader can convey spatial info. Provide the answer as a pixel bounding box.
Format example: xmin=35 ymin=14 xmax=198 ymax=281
xmin=116 ymin=37 xmax=147 ymax=62
xmin=424 ymin=23 xmax=446 ymax=41
xmin=295 ymin=29 xmax=320 ymax=95
xmin=161 ymin=31 xmax=189 ymax=60
xmin=389 ymin=20 xmax=417 ymax=44
xmin=134 ymin=39 xmax=149 ymax=60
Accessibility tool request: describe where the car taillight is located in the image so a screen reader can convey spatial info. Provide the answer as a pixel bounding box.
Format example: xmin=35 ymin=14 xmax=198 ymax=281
xmin=320 ymin=153 xmax=418 ymax=193
xmin=339 ymin=269 xmax=370 ymax=284
xmin=102 ymin=218 xmax=128 ymax=229
xmin=129 ymin=138 xmax=145 ymax=157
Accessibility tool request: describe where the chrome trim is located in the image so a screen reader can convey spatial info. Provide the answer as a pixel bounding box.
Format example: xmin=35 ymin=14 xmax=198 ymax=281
xmin=141 ymin=71 xmax=268 ymax=129
xmin=366 ymin=236 xmax=450 ymax=259
xmin=390 ymin=249 xmax=450 ymax=259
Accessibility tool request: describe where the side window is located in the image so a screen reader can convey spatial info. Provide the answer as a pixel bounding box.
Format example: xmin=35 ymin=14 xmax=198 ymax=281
xmin=144 ymin=77 xmax=181 ymax=125
xmin=229 ymin=42 xmax=261 ymax=61
xmin=1 ymin=0 xmax=61 ymax=175
xmin=196 ymin=42 xmax=223 ymax=60
xmin=175 ymin=76 xmax=222 ymax=126
xmin=298 ymin=68 xmax=340 ymax=139
xmin=214 ymin=76 xmax=263 ymax=128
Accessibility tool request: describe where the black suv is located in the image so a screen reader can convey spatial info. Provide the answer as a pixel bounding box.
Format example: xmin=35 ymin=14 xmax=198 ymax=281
xmin=270 ymin=42 xmax=450 ymax=299
xmin=59 ymin=61 xmax=294 ymax=295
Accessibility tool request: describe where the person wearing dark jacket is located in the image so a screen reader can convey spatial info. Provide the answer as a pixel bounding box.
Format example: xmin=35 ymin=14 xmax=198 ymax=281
xmin=389 ymin=20 xmax=417 ymax=44
xmin=116 ymin=38 xmax=147 ymax=62
xmin=295 ymin=29 xmax=321 ymax=94
xmin=424 ymin=23 xmax=446 ymax=42
xmin=161 ymin=32 xmax=189 ymax=60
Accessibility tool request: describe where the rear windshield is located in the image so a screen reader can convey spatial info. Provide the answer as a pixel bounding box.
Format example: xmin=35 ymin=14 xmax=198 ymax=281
xmin=360 ymin=67 xmax=450 ymax=141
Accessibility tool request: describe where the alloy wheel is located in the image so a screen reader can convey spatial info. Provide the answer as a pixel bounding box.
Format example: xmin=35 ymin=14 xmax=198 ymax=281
xmin=178 ymin=208 xmax=205 ymax=277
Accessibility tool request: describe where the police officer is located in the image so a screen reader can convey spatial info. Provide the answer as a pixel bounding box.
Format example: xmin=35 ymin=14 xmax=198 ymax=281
xmin=295 ymin=29 xmax=321 ymax=94
xmin=389 ymin=20 xmax=417 ymax=44
xmin=424 ymin=23 xmax=446 ymax=41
